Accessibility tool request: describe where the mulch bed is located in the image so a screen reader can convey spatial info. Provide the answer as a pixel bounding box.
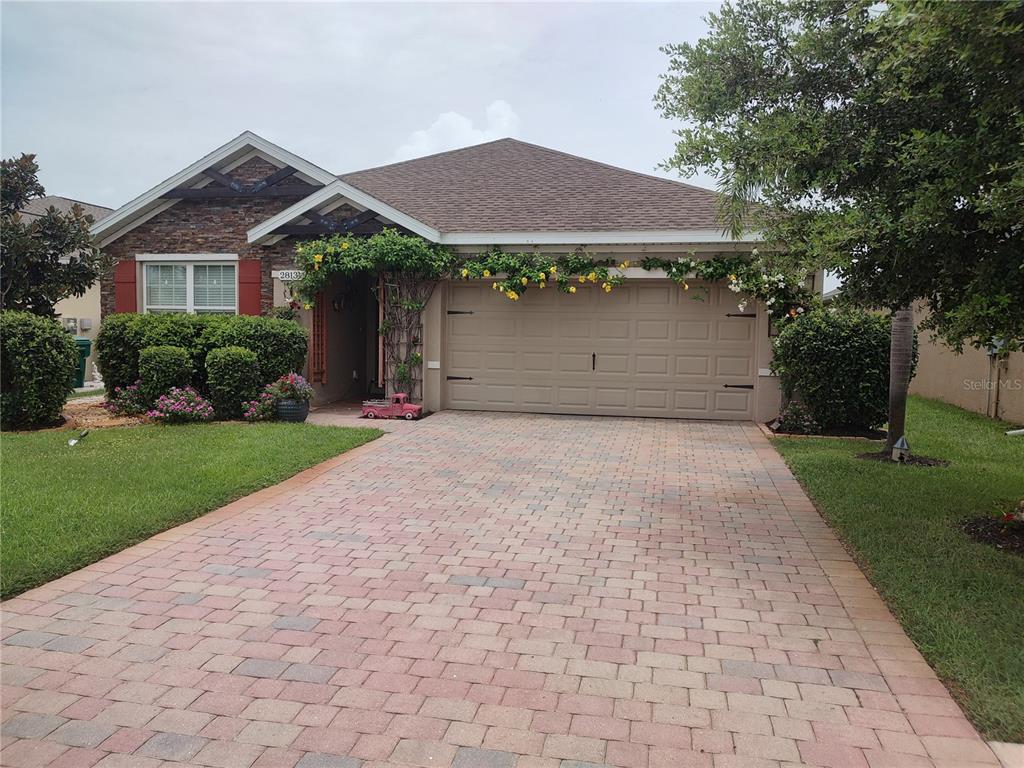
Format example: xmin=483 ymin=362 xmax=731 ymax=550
xmin=769 ymin=423 xmax=886 ymax=439
xmin=61 ymin=399 xmax=145 ymax=430
xmin=960 ymin=517 xmax=1024 ymax=558
xmin=856 ymin=450 xmax=950 ymax=467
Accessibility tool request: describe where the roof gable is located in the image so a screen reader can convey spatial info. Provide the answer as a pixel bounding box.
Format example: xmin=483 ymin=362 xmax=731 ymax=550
xmin=91 ymin=132 xmax=337 ymax=247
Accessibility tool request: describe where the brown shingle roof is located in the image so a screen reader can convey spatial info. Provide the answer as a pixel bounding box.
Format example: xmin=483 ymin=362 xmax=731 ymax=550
xmin=21 ymin=195 xmax=112 ymax=224
xmin=338 ymin=139 xmax=723 ymax=233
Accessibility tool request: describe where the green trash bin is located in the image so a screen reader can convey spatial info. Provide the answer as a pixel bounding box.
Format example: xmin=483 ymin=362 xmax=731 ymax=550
xmin=73 ymin=337 xmax=92 ymax=388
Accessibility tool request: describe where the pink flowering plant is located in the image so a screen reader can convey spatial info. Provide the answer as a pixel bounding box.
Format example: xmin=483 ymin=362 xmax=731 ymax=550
xmin=241 ymin=372 xmax=314 ymax=422
xmin=147 ymin=386 xmax=215 ymax=424
xmin=102 ymin=380 xmax=148 ymax=416
xmin=242 ymin=390 xmax=277 ymax=422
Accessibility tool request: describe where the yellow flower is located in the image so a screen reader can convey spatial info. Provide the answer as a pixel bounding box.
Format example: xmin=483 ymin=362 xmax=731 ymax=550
xmin=314 ymin=263 xmax=320 ymax=271
xmin=548 ymin=265 xmax=557 ymax=274
xmin=507 ymin=291 xmax=519 ymax=301
xmin=483 ymin=269 xmax=491 ymax=277
xmin=569 ymin=286 xmax=577 ymax=294
xmin=313 ymin=254 xmax=323 ymax=262
xmin=521 ymin=276 xmax=528 ymax=286
xmin=604 ymin=285 xmax=612 ymax=293
xmin=492 ymin=282 xmax=498 ymax=290
xmin=537 ymin=274 xmax=546 ymax=281
xmin=588 ymin=271 xmax=597 ymax=282
xmin=461 ymin=268 xmax=469 ymax=278
xmin=539 ymin=281 xmax=546 ymax=289
xmin=341 ymin=242 xmax=349 ymax=250
xmin=621 ymin=260 xmax=630 ymax=268
xmin=683 ymin=282 xmax=689 ymax=291
xmin=601 ymin=282 xmax=608 ymax=289
xmin=303 ymin=303 xmax=312 ymax=310
xmin=578 ymin=276 xmax=585 ymax=283
xmin=728 ymin=273 xmax=737 ymax=281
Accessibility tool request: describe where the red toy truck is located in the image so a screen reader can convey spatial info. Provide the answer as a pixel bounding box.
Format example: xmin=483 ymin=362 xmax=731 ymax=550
xmin=361 ymin=393 xmax=423 ymax=420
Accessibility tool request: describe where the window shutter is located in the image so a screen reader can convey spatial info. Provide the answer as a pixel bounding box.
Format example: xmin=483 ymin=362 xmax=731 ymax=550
xmin=237 ymin=260 xmax=262 ymax=315
xmin=113 ymin=260 xmax=137 ymax=313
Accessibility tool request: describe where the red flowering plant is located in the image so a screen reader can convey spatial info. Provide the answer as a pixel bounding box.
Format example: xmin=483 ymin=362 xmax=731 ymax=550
xmin=1002 ymin=499 xmax=1024 ymax=528
xmin=268 ymin=372 xmax=314 ymax=402
xmin=147 ymin=387 xmax=215 ymax=424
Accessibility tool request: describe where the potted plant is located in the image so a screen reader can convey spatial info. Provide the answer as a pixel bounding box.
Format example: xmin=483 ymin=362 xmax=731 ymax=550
xmin=270 ymin=372 xmax=314 ymax=423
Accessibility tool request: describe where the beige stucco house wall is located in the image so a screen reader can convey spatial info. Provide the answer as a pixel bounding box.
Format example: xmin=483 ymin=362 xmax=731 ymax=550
xmin=911 ymin=306 xmax=1024 ymax=425
xmin=54 ymin=284 xmax=102 ymax=380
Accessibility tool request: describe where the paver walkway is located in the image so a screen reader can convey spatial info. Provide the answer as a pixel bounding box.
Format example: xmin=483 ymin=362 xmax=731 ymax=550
xmin=1 ymin=412 xmax=999 ymax=768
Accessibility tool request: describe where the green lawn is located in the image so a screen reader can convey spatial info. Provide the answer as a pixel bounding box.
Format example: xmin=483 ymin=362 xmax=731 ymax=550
xmin=773 ymin=396 xmax=1024 ymax=742
xmin=1 ymin=423 xmax=381 ymax=599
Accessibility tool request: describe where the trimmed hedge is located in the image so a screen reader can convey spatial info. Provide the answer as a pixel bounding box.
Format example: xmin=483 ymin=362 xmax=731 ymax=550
xmin=139 ymin=345 xmax=192 ymax=404
xmin=771 ymin=308 xmax=917 ymax=431
xmin=1 ymin=311 xmax=78 ymax=430
xmin=206 ymin=346 xmax=260 ymax=419
xmin=96 ymin=313 xmax=307 ymax=395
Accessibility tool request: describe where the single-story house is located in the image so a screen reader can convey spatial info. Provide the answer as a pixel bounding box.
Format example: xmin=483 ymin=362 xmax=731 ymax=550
xmin=21 ymin=195 xmax=113 ymax=380
xmin=93 ymin=131 xmax=809 ymax=421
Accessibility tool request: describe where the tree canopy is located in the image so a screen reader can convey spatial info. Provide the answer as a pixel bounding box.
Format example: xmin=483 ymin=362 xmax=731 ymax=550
xmin=1 ymin=154 xmax=106 ymax=317
xmin=656 ymin=0 xmax=1024 ymax=352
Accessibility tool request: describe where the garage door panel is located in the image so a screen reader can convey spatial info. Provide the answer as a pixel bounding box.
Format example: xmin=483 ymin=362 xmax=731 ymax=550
xmin=715 ymin=355 xmax=754 ymax=377
xmin=559 ymin=318 xmax=592 ymax=339
xmin=715 ymin=390 xmax=753 ymax=413
xmin=559 ymin=353 xmax=592 ymax=373
xmin=596 ymin=388 xmax=629 ymax=407
xmin=557 ymin=387 xmax=591 ymax=407
xmin=446 ymin=280 xmax=756 ymax=419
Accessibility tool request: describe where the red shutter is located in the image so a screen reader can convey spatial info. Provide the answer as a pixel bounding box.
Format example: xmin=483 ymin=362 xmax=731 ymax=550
xmin=113 ymin=260 xmax=137 ymax=313
xmin=238 ymin=260 xmax=262 ymax=315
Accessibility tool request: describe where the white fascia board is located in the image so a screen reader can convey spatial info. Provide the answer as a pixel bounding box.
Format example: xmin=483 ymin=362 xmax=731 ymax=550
xmin=92 ymin=131 xmax=337 ymax=245
xmin=247 ymin=180 xmax=442 ymax=244
xmin=437 ymin=229 xmax=763 ymax=246
xmin=136 ymin=253 xmax=238 ymax=262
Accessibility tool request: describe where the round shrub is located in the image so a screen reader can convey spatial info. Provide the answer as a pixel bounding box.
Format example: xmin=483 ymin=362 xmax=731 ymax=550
xmin=139 ymin=345 xmax=192 ymax=404
xmin=97 ymin=313 xmax=307 ymax=396
xmin=206 ymin=346 xmax=260 ymax=419
xmin=771 ymin=308 xmax=917 ymax=432
xmin=1 ymin=311 xmax=78 ymax=430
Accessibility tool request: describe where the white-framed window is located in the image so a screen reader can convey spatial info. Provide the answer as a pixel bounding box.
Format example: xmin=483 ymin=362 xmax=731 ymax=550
xmin=139 ymin=255 xmax=238 ymax=314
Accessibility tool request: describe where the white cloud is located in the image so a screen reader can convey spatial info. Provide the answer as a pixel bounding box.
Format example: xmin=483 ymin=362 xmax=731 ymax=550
xmin=390 ymin=100 xmax=521 ymax=163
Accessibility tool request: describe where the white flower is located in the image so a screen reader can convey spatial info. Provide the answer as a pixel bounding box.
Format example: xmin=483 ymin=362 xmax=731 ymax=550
xmin=766 ymin=297 xmax=775 ymax=305
xmin=737 ymin=301 xmax=747 ymax=312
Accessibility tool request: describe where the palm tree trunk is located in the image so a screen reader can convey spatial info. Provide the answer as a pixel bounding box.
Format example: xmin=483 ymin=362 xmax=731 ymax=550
xmin=886 ymin=306 xmax=914 ymax=452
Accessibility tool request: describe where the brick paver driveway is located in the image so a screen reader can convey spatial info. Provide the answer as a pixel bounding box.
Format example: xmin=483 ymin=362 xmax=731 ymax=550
xmin=1 ymin=413 xmax=998 ymax=768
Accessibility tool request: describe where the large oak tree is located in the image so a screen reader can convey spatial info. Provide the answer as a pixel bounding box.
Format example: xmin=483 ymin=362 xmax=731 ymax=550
xmin=656 ymin=0 xmax=1024 ymax=448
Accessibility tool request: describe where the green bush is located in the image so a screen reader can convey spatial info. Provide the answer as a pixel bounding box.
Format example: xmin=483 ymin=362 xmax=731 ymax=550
xmin=139 ymin=345 xmax=192 ymax=404
xmin=96 ymin=313 xmax=307 ymax=395
xmin=1 ymin=311 xmax=78 ymax=430
xmin=206 ymin=346 xmax=260 ymax=419
xmin=771 ymin=308 xmax=917 ymax=431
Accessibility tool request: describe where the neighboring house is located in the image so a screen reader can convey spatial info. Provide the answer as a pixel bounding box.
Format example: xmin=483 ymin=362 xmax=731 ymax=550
xmin=20 ymin=196 xmax=113 ymax=380
xmin=92 ymin=131 xmax=803 ymax=421
xmin=823 ymin=289 xmax=1023 ymax=424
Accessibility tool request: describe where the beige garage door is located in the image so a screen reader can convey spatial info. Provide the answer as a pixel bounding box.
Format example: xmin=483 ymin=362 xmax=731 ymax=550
xmin=445 ymin=280 xmax=758 ymax=420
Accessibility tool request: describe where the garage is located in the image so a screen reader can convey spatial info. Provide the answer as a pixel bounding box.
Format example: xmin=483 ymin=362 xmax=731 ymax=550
xmin=444 ymin=279 xmax=759 ymax=420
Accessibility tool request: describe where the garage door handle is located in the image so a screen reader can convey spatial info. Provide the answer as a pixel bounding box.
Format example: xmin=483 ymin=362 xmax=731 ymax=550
xmin=726 ymin=313 xmax=757 ymax=318
xmin=447 ymin=375 xmax=473 ymax=381
xmin=722 ymin=384 xmax=755 ymax=389
xmin=447 ymin=310 xmax=474 ymax=315
xmin=592 ymin=352 xmax=596 ymax=371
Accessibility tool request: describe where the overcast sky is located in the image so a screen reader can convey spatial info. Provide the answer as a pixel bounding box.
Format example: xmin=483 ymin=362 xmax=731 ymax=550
xmin=1 ymin=1 xmax=721 ymax=210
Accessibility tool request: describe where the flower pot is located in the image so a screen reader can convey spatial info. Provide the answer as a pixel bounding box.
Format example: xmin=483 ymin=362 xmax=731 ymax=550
xmin=276 ymin=399 xmax=309 ymax=423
